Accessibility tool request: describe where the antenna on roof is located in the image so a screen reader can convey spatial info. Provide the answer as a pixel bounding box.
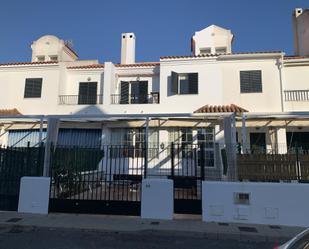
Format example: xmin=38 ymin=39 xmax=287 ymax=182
xmin=65 ymin=39 xmax=74 ymax=48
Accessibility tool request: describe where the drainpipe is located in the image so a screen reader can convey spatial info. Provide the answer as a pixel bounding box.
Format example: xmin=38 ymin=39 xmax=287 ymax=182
xmin=278 ymin=53 xmax=285 ymax=112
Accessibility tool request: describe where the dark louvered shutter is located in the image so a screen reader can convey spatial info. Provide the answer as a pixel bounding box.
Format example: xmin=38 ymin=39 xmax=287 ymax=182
xmin=240 ymin=70 xmax=262 ymax=93
xmin=78 ymin=82 xmax=97 ymax=104
xmin=188 ymin=73 xmax=198 ymax=94
xmin=171 ymin=71 xmax=179 ymax=95
xmin=87 ymin=82 xmax=98 ymax=104
xmin=78 ymin=83 xmax=88 ymax=104
xmin=139 ymin=81 xmax=148 ymax=103
xmin=120 ymin=81 xmax=129 ymax=104
xmin=24 ymin=78 xmax=43 ymax=98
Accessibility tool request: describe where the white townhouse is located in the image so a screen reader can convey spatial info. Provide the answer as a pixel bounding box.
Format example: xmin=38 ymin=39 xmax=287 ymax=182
xmin=0 ymin=8 xmax=309 ymax=173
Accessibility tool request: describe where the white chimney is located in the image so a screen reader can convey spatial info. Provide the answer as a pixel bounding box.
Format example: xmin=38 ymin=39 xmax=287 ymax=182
xmin=121 ymin=33 xmax=135 ymax=64
xmin=293 ymin=8 xmax=309 ymax=56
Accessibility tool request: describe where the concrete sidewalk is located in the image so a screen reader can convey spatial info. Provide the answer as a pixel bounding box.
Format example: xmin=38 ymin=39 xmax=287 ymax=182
xmin=0 ymin=211 xmax=305 ymax=243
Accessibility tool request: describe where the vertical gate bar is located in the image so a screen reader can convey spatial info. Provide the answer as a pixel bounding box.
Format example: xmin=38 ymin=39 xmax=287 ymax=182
xmin=121 ymin=145 xmax=125 ymax=201
xmin=194 ymin=144 xmax=198 ymax=200
xmin=108 ymin=145 xmax=113 ymax=201
xmin=117 ymin=145 xmax=121 ymax=201
xmin=171 ymin=142 xmax=175 ymax=178
xmin=95 ymin=147 xmax=100 ymax=201
xmin=103 ymin=145 xmax=108 ymax=201
xmin=38 ymin=117 xmax=44 ymax=144
xmin=144 ymin=117 xmax=149 ymax=179
xmin=89 ymin=146 xmax=95 ymax=200
xmin=100 ymin=145 xmax=104 ymax=201
xmin=296 ymin=144 xmax=300 ymax=181
xmin=51 ymin=144 xmax=55 ymax=199
xmin=201 ymin=142 xmax=205 ymax=181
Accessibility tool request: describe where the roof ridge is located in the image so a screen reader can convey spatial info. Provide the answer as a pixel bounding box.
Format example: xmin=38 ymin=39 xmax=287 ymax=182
xmin=160 ymin=51 xmax=282 ymax=60
xmin=115 ymin=62 xmax=160 ymax=67
xmin=67 ymin=64 xmax=104 ymax=69
xmin=194 ymin=104 xmax=248 ymax=113
xmin=0 ymin=61 xmax=58 ymax=66
xmin=0 ymin=108 xmax=22 ymax=115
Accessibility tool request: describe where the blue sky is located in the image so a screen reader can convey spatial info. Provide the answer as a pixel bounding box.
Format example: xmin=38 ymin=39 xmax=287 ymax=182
xmin=0 ymin=0 xmax=308 ymax=63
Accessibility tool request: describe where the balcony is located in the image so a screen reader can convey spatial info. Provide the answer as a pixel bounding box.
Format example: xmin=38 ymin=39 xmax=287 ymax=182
xmin=111 ymin=92 xmax=160 ymax=104
xmin=59 ymin=95 xmax=103 ymax=105
xmin=284 ymin=90 xmax=309 ymax=102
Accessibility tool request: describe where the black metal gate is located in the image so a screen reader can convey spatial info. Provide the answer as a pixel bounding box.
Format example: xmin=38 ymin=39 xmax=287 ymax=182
xmin=0 ymin=144 xmax=44 ymax=211
xmin=169 ymin=143 xmax=205 ymax=214
xmin=49 ymin=145 xmax=144 ymax=216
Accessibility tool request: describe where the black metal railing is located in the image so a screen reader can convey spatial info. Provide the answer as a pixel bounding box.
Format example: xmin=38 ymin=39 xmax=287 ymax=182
xmin=49 ymin=144 xmax=145 ymax=215
xmin=284 ymin=90 xmax=309 ymax=102
xmin=0 ymin=143 xmax=44 ymax=211
xmin=111 ymin=93 xmax=160 ymax=104
xmin=59 ymin=95 xmax=103 ymax=105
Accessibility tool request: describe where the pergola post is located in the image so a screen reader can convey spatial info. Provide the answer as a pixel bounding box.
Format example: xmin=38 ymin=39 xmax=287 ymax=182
xmin=43 ymin=118 xmax=59 ymax=177
xmin=223 ymin=113 xmax=238 ymax=181
xmin=276 ymin=127 xmax=287 ymax=154
xmin=241 ymin=113 xmax=248 ymax=153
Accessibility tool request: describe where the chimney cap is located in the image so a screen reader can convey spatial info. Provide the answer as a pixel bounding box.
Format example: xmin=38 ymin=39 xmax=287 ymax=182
xmin=121 ymin=33 xmax=136 ymax=39
xmin=294 ymin=8 xmax=303 ymax=17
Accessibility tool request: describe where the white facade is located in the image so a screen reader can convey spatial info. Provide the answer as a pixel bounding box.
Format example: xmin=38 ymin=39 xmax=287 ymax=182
xmin=0 ymin=51 xmax=307 ymax=116
xmin=0 ymin=9 xmax=309 ymax=158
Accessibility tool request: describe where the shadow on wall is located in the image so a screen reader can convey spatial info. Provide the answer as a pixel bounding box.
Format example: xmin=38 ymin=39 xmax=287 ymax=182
xmin=166 ymin=75 xmax=173 ymax=97
xmin=73 ymin=105 xmax=106 ymax=116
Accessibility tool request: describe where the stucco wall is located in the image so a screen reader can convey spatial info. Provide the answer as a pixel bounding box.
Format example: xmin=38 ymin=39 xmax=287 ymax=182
xmin=202 ymin=181 xmax=309 ymax=227
xmin=0 ymin=56 xmax=309 ymax=116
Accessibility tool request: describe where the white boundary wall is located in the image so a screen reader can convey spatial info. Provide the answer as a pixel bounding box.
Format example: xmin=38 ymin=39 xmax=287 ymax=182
xmin=202 ymin=181 xmax=309 ymax=227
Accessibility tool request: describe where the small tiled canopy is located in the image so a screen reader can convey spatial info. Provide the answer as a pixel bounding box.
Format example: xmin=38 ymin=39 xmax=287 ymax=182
xmin=0 ymin=108 xmax=22 ymax=115
xmin=194 ymin=104 xmax=248 ymax=113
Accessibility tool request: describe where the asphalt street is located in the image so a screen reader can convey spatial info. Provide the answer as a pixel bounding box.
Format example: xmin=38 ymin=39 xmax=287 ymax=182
xmin=0 ymin=225 xmax=278 ymax=249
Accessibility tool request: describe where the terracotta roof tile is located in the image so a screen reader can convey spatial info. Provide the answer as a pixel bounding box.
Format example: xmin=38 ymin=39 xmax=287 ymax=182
xmin=160 ymin=51 xmax=282 ymax=60
xmin=115 ymin=62 xmax=160 ymax=67
xmin=67 ymin=64 xmax=105 ymax=69
xmin=0 ymin=108 xmax=22 ymax=115
xmin=0 ymin=61 xmax=58 ymax=66
xmin=284 ymin=55 xmax=309 ymax=60
xmin=194 ymin=104 xmax=248 ymax=113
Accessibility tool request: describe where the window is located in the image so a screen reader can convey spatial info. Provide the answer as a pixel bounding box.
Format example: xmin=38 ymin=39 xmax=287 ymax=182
xmin=250 ymin=132 xmax=266 ymax=154
xmin=240 ymin=70 xmax=262 ymax=93
xmin=215 ymin=47 xmax=227 ymax=54
xmin=287 ymin=132 xmax=309 ymax=152
xmin=197 ymin=127 xmax=215 ymax=167
xmin=49 ymin=55 xmax=58 ymax=61
xmin=200 ymin=47 xmax=211 ymax=54
xmin=111 ymin=128 xmax=159 ymax=158
xmin=120 ymin=81 xmax=148 ymax=104
xmin=36 ymin=56 xmax=45 ymax=62
xmin=168 ymin=128 xmax=193 ymax=145
xmin=171 ymin=72 xmax=198 ymax=95
xmin=24 ymin=78 xmax=43 ymax=98
xmin=78 ymin=82 xmax=98 ymax=105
